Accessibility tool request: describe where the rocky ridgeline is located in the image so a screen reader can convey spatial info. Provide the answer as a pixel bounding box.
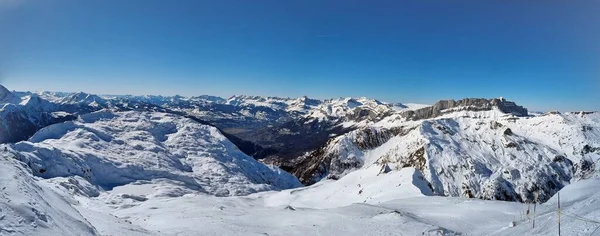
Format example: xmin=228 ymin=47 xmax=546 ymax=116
xmin=0 ymin=85 xmax=18 ymax=104
xmin=401 ymin=98 xmax=528 ymax=121
xmin=291 ymin=127 xmax=411 ymax=185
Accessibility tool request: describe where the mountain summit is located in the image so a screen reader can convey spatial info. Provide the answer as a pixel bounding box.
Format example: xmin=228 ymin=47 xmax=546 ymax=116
xmin=0 ymin=85 xmax=18 ymax=104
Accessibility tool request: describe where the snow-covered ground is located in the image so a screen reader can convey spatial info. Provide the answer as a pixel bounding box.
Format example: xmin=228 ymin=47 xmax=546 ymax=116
xmin=0 ymin=157 xmax=98 ymax=235
xmin=262 ymin=166 xmax=433 ymax=209
xmin=5 ymin=151 xmax=598 ymax=236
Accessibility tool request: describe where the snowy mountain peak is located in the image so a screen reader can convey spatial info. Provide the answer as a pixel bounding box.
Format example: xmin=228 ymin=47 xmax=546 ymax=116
xmin=223 ymin=95 xmax=322 ymax=115
xmin=0 ymin=84 xmax=18 ymax=104
xmin=294 ymin=95 xmax=320 ymax=104
xmin=189 ymin=95 xmax=226 ymax=104
xmin=59 ymin=92 xmax=106 ymax=106
xmin=226 ymin=95 xmax=271 ymax=106
xmin=19 ymin=94 xmax=44 ymax=107
xmin=303 ymin=97 xmax=393 ymax=122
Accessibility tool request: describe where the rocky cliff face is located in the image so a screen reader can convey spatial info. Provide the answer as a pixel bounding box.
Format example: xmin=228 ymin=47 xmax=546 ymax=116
xmin=401 ymin=98 xmax=528 ymax=121
xmin=291 ymin=127 xmax=412 ymax=185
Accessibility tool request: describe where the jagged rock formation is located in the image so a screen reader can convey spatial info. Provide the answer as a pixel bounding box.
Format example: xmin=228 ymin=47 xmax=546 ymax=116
xmin=291 ymin=127 xmax=412 ymax=185
xmin=401 ymin=98 xmax=528 ymax=121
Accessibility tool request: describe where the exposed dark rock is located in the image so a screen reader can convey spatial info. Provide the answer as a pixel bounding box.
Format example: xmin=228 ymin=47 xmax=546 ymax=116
xmin=552 ymin=155 xmax=568 ymax=163
xmin=581 ymin=144 xmax=600 ymax=155
xmin=462 ymin=183 xmax=474 ymax=198
xmin=582 ymin=126 xmax=593 ymax=132
xmin=480 ymin=177 xmax=521 ymax=202
xmin=505 ymin=142 xmax=518 ymax=148
xmin=400 ymin=147 xmax=427 ymax=172
xmin=401 ymin=98 xmax=528 ymax=121
xmin=572 ymin=111 xmax=597 ymax=116
xmin=233 ymin=117 xmax=351 ymax=162
xmin=292 ymin=146 xmax=329 ymax=185
xmin=290 ymin=127 xmax=410 ymax=185
xmin=503 ymin=128 xmax=513 ymax=136
xmin=574 ymin=158 xmax=596 ymax=179
xmin=432 ymin=123 xmax=455 ymax=135
xmin=378 ymin=164 xmax=392 ymax=175
xmin=489 ymin=121 xmax=503 ymax=130
xmin=0 ymin=105 xmax=78 ymax=144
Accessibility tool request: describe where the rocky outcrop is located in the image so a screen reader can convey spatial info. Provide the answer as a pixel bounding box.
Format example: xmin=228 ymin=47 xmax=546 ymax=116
xmin=401 ymin=98 xmax=528 ymax=121
xmin=581 ymin=144 xmax=600 ymax=155
xmin=290 ymin=127 xmax=410 ymax=185
xmin=572 ymin=111 xmax=597 ymax=116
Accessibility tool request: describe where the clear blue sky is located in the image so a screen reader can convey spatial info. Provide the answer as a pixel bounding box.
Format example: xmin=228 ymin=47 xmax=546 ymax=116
xmin=1 ymin=0 xmax=598 ymax=111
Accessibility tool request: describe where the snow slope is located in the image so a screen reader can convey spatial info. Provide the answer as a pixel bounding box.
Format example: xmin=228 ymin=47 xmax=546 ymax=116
xmin=79 ymin=171 xmax=600 ymax=236
xmin=493 ymin=177 xmax=600 ymax=235
xmin=56 ymin=165 xmax=600 ymax=236
xmin=296 ymin=107 xmax=600 ymax=202
xmin=75 ymin=186 xmax=460 ymax=236
xmin=0 ymin=155 xmax=98 ymax=236
xmin=263 ymin=166 xmax=433 ymax=209
xmin=10 ymin=110 xmax=301 ymax=196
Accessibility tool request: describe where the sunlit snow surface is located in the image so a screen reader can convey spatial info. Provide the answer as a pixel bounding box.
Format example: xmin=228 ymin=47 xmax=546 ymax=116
xmin=7 ymin=159 xmax=597 ymax=236
xmin=2 ymin=109 xmax=600 ymax=236
xmin=10 ymin=111 xmax=301 ymax=197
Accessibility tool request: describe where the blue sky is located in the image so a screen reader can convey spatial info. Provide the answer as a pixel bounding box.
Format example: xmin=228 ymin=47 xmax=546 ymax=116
xmin=1 ymin=0 xmax=598 ymax=111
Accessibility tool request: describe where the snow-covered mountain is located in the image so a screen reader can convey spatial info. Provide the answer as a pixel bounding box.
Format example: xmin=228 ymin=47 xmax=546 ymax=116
xmin=8 ymin=110 xmax=301 ymax=196
xmin=291 ymin=99 xmax=599 ymax=203
xmin=1 ymin=85 xmax=600 ymax=235
xmin=58 ymin=92 xmax=107 ymax=107
xmin=1 ymin=86 xmax=419 ymax=163
xmin=0 ymin=86 xmax=76 ymax=143
xmin=225 ymin=95 xmax=322 ymax=114
xmin=0 ymin=85 xmax=19 ymax=104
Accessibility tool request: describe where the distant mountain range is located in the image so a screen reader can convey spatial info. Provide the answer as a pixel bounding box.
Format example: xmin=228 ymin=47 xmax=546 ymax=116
xmin=2 ymin=84 xmax=599 ymax=203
